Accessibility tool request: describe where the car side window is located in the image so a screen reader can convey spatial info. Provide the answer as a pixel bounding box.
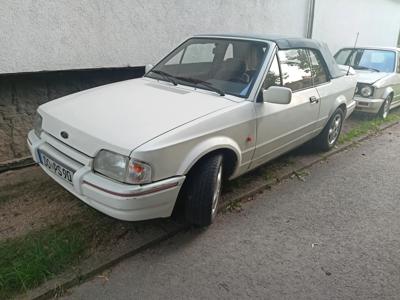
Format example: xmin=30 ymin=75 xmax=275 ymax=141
xmin=308 ymin=50 xmax=329 ymax=85
xmin=278 ymin=49 xmax=313 ymax=91
xmin=262 ymin=54 xmax=282 ymax=90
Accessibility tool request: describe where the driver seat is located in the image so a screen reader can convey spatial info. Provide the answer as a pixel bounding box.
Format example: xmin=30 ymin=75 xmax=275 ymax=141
xmin=214 ymin=58 xmax=246 ymax=81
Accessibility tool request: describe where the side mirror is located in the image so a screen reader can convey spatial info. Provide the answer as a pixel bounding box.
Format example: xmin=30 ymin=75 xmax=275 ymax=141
xmin=262 ymin=86 xmax=292 ymax=104
xmin=145 ymin=64 xmax=154 ymax=74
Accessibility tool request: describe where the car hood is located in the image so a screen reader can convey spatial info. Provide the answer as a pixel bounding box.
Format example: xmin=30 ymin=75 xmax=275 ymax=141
xmin=39 ymin=78 xmax=236 ymax=157
xmin=355 ymin=71 xmax=390 ymax=84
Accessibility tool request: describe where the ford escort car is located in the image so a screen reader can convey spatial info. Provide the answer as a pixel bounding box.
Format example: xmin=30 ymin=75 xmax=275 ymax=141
xmin=28 ymin=34 xmax=357 ymax=226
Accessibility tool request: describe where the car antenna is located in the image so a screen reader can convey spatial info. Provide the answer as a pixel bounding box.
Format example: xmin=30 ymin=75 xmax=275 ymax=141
xmin=347 ymin=32 xmax=360 ymax=76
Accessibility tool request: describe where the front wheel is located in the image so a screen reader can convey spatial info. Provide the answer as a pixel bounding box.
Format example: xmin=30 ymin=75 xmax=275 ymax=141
xmin=378 ymin=95 xmax=392 ymax=119
xmin=315 ymin=107 xmax=344 ymax=151
xmin=184 ymin=154 xmax=223 ymax=227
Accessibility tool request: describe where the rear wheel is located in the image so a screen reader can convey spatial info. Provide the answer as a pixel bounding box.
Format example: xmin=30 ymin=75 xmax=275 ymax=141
xmin=378 ymin=95 xmax=392 ymax=119
xmin=315 ymin=107 xmax=344 ymax=151
xmin=184 ymin=154 xmax=223 ymax=227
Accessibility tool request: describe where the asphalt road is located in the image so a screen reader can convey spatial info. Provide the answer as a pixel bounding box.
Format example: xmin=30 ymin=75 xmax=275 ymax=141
xmin=64 ymin=124 xmax=400 ymax=300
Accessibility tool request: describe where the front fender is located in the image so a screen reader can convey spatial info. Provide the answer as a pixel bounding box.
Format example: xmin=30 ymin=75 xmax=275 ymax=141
xmin=328 ymin=94 xmax=347 ymax=119
xmin=380 ymin=86 xmax=394 ymax=100
xmin=177 ymin=136 xmax=242 ymax=176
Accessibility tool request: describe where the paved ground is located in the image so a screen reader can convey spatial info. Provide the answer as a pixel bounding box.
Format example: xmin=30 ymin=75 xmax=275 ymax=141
xmin=62 ymin=124 xmax=400 ymax=299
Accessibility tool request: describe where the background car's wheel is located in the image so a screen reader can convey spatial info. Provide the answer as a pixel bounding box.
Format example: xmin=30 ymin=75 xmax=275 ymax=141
xmin=378 ymin=95 xmax=392 ymax=119
xmin=184 ymin=154 xmax=223 ymax=227
xmin=315 ymin=107 xmax=344 ymax=151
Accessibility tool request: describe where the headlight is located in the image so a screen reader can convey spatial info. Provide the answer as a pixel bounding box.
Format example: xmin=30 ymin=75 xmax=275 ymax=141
xmin=359 ymin=85 xmax=374 ymax=98
xmin=33 ymin=112 xmax=43 ymax=137
xmin=93 ymin=150 xmax=152 ymax=184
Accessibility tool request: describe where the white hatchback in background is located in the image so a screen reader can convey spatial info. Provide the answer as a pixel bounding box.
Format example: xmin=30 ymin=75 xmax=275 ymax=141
xmin=28 ymin=34 xmax=357 ymax=227
xmin=335 ymin=47 xmax=400 ymax=119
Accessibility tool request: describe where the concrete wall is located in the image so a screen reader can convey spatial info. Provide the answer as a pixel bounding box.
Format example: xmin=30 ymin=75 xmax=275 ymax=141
xmin=0 ymin=0 xmax=309 ymax=74
xmin=313 ymin=0 xmax=400 ymax=54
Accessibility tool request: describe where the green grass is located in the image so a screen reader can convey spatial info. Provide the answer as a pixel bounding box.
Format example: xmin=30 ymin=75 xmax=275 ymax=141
xmin=0 ymin=223 xmax=89 ymax=299
xmin=339 ymin=113 xmax=400 ymax=144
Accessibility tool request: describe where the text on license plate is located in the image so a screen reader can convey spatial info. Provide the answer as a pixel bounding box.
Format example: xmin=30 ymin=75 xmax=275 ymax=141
xmin=39 ymin=151 xmax=74 ymax=184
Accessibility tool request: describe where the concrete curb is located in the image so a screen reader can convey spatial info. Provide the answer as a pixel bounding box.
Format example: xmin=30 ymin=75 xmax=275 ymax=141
xmin=0 ymin=156 xmax=35 ymax=174
xmin=16 ymin=119 xmax=400 ymax=300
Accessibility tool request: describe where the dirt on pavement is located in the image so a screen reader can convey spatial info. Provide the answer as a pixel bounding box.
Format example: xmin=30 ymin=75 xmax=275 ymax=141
xmin=0 ymin=166 xmax=84 ymax=240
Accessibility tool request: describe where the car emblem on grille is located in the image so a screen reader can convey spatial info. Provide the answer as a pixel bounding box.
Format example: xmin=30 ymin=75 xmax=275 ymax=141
xmin=60 ymin=131 xmax=69 ymax=139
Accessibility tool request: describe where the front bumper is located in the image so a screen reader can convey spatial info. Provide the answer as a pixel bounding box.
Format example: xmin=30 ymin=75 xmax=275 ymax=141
xmin=27 ymin=130 xmax=185 ymax=221
xmin=354 ymin=96 xmax=385 ymax=114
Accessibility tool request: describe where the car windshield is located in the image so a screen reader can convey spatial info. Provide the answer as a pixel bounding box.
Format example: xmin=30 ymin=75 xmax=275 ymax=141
xmin=145 ymin=38 xmax=269 ymax=98
xmin=335 ymin=48 xmax=396 ymax=73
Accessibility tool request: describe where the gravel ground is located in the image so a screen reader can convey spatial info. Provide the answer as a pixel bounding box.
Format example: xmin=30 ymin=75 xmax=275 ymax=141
xmin=64 ymin=123 xmax=400 ymax=300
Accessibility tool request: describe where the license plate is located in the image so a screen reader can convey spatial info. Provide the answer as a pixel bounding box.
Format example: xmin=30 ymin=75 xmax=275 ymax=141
xmin=39 ymin=151 xmax=74 ymax=184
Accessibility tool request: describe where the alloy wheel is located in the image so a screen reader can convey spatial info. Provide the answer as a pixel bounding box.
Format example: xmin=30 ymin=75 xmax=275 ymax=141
xmin=328 ymin=114 xmax=342 ymax=145
xmin=382 ymin=97 xmax=392 ymax=119
xmin=211 ymin=165 xmax=222 ymax=220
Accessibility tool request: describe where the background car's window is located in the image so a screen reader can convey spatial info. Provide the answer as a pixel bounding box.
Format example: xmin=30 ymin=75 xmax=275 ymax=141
xmin=335 ymin=49 xmax=354 ymax=65
xmin=308 ymin=50 xmax=329 ymax=85
xmin=335 ymin=49 xmax=395 ymax=72
xmin=181 ymin=43 xmax=215 ymax=64
xmin=262 ymin=54 xmax=281 ymax=90
xmin=358 ymin=50 xmax=395 ymax=72
xmin=278 ymin=49 xmax=313 ymax=91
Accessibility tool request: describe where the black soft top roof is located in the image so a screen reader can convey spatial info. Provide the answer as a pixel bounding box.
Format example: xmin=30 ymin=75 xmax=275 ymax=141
xmin=196 ymin=34 xmax=343 ymax=79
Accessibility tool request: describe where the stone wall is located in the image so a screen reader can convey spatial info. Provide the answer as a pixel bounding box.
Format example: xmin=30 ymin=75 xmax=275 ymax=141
xmin=0 ymin=67 xmax=144 ymax=163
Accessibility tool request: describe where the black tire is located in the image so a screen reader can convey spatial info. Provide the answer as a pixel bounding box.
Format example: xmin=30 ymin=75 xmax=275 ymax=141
xmin=378 ymin=95 xmax=392 ymax=119
xmin=315 ymin=107 xmax=344 ymax=151
xmin=184 ymin=154 xmax=223 ymax=227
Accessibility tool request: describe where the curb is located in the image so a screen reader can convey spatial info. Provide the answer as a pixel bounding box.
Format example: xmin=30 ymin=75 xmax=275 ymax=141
xmin=0 ymin=156 xmax=35 ymax=174
xmin=16 ymin=119 xmax=400 ymax=299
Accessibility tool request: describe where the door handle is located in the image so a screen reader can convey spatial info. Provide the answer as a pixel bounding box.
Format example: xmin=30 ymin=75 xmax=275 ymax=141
xmin=309 ymin=96 xmax=319 ymax=104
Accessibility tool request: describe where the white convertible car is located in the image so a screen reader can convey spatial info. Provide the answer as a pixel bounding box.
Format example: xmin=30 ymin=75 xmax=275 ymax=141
xmin=28 ymin=34 xmax=357 ymax=226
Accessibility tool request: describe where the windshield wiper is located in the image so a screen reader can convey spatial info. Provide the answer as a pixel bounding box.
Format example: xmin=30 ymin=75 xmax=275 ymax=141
xmin=148 ymin=70 xmax=178 ymax=85
xmin=175 ymin=76 xmax=225 ymax=96
xmin=354 ymin=65 xmax=380 ymax=72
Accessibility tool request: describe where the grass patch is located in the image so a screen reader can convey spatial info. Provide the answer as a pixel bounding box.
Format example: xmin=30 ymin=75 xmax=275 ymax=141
xmin=339 ymin=113 xmax=400 ymax=144
xmin=0 ymin=223 xmax=89 ymax=299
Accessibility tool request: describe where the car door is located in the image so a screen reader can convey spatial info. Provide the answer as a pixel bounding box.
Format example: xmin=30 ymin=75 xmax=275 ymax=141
xmin=307 ymin=49 xmax=338 ymax=130
xmin=250 ymin=48 xmax=321 ymax=169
